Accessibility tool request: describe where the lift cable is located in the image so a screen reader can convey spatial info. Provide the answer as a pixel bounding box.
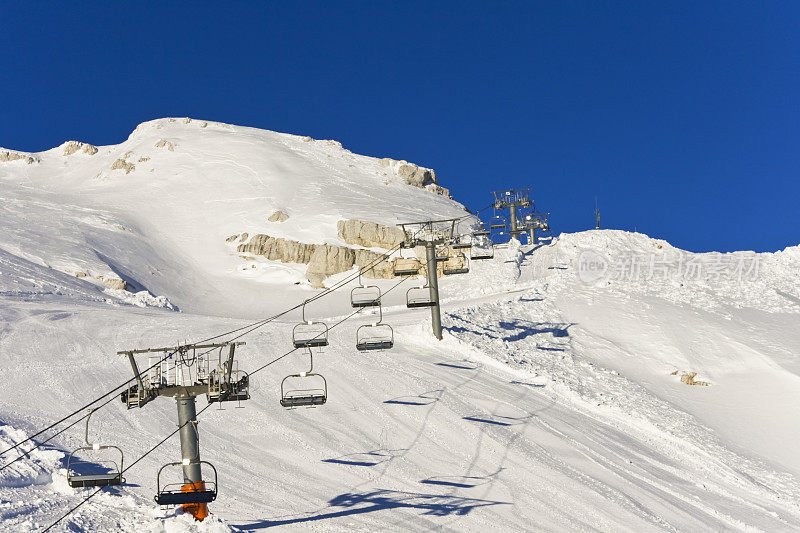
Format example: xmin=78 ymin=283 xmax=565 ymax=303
xmin=0 ymin=234 xmax=414 ymax=460
xmin=41 ymin=401 xmax=215 ymax=533
xmin=0 ymin=395 xmax=118 ymax=475
xmin=1 ymin=213 xmax=480 ymax=460
xmin=35 ymin=214 xmax=484 ymax=531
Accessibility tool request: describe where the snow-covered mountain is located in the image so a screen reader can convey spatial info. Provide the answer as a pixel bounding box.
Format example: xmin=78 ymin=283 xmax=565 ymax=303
xmin=0 ymin=118 xmax=468 ymax=317
xmin=1 ymin=119 xmax=799 ymax=532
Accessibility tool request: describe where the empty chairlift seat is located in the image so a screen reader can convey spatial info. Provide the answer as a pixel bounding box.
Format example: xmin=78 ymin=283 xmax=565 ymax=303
xmin=470 ymin=242 xmax=494 ymax=260
xmin=293 ymin=321 xmax=329 ymax=348
xmin=393 ymin=257 xmax=421 ymax=277
xmin=155 ymin=461 xmax=217 ymax=505
xmin=351 ymin=285 xmax=381 ymax=308
xmin=443 ymin=252 xmax=469 ymax=275
xmin=66 ymin=409 xmax=125 ymax=488
xmin=407 ymin=286 xmax=435 ymax=308
xmin=356 ymin=323 xmax=394 ymax=351
xmin=280 ymin=372 xmax=328 ymax=408
xmin=489 ymin=215 xmax=506 ymax=230
xmin=67 ymin=445 xmax=125 ymax=488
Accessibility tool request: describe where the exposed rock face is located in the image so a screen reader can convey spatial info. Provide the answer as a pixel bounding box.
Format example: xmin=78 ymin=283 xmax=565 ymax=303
xmin=379 ymin=157 xmax=450 ymax=196
xmin=155 ymin=139 xmax=176 ymax=151
xmin=102 ymin=277 xmax=128 ymax=290
xmin=111 ymin=158 xmax=135 ymax=174
xmin=0 ymin=149 xmax=38 ymax=164
xmin=355 ymin=249 xmax=396 ymax=279
xmin=679 ymin=371 xmax=710 ymax=386
xmin=62 ymin=141 xmax=98 ymax=156
xmin=268 ymin=210 xmax=290 ymax=223
xmin=233 ymin=217 xmax=472 ymax=287
xmin=235 ymin=231 xmax=403 ymax=288
xmin=237 ymin=234 xmax=316 ymax=264
xmin=337 ymin=219 xmax=406 ymax=249
xmin=306 ymin=245 xmax=356 ymax=287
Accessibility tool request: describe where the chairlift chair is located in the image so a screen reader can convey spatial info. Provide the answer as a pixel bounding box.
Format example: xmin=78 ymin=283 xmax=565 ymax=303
xmin=443 ymin=251 xmax=470 ymax=275
xmin=350 ymin=271 xmax=381 ymax=308
xmin=280 ymin=350 xmax=328 ymax=408
xmin=451 ymin=236 xmax=472 ymax=250
xmin=393 ymin=246 xmax=421 ymax=277
xmin=67 ymin=410 xmax=125 ymax=488
xmin=356 ymin=306 xmax=394 ymax=351
xmin=407 ymin=286 xmax=436 ymax=308
xmin=489 ymin=215 xmax=506 ymax=230
xmin=470 ymin=239 xmax=494 ymax=260
xmin=292 ymin=301 xmax=329 ymax=348
xmin=155 ymin=460 xmax=217 ymax=506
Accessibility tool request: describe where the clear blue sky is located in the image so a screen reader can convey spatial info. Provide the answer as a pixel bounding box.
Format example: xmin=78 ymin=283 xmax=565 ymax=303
xmin=1 ymin=1 xmax=797 ymax=252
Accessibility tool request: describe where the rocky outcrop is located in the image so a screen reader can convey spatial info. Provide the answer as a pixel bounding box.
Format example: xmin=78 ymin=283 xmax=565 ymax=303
xmin=268 ymin=210 xmax=290 ymax=223
xmin=238 ymin=234 xmax=316 ymax=264
xmin=379 ymin=157 xmax=450 ymax=196
xmin=111 ymin=158 xmax=135 ymax=174
xmin=0 ymin=149 xmax=38 ymax=164
xmin=337 ymin=219 xmax=406 ymax=249
xmin=680 ymin=372 xmax=710 ymax=386
xmin=671 ymin=370 xmax=710 ymax=386
xmin=233 ymin=216 xmax=471 ymax=287
xmin=101 ymin=277 xmax=128 ymax=290
xmin=62 ymin=141 xmax=98 ymax=156
xmin=234 ymin=231 xmax=404 ymax=288
xmin=306 ymin=245 xmax=356 ymax=287
xmin=155 ymin=139 xmax=176 ymax=151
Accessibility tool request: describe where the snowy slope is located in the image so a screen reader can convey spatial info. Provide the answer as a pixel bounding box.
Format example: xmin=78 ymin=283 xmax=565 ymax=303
xmin=1 ymin=120 xmax=800 ymax=532
xmin=0 ymin=118 xmax=469 ymax=317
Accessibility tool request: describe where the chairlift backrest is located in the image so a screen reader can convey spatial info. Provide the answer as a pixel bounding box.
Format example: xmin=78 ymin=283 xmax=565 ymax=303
xmin=67 ymin=410 xmax=125 ymax=488
xmin=356 ymin=323 xmax=394 ymax=351
xmin=351 ymin=285 xmax=381 ymax=308
xmin=280 ymin=373 xmax=328 ymax=408
xmin=443 ymin=252 xmax=470 ymax=275
xmin=407 ymin=286 xmax=435 ymax=308
xmin=155 ymin=460 xmax=217 ymax=506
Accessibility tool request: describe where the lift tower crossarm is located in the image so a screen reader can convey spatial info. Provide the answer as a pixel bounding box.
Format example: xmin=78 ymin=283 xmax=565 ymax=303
xmin=116 ymin=342 xmax=245 ymax=355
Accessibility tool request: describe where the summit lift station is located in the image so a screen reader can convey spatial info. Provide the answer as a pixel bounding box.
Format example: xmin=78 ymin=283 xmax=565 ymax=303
xmin=118 ymin=342 xmax=249 ymax=520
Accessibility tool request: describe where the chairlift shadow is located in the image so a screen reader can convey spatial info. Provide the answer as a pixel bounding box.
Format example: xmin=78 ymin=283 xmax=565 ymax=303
xmin=434 ymin=360 xmax=479 ymax=370
xmin=235 ymin=489 xmax=509 ymax=529
xmin=384 ymin=389 xmax=443 ymax=406
xmin=443 ymin=324 xmax=498 ymax=339
xmin=322 ymin=448 xmax=406 ymax=468
xmin=510 ymin=381 xmax=546 ymax=388
xmin=419 ymin=475 xmax=492 ymax=489
xmin=463 ymin=413 xmax=534 ymax=427
xmin=497 ymin=320 xmax=574 ymax=342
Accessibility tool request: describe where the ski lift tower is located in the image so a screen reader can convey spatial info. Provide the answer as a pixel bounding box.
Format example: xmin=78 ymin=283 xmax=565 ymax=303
xmin=118 ymin=342 xmax=249 ymax=521
xmin=397 ymin=218 xmax=459 ymax=341
xmin=492 ymin=189 xmax=532 ymax=240
xmin=523 ymin=212 xmax=550 ymax=245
